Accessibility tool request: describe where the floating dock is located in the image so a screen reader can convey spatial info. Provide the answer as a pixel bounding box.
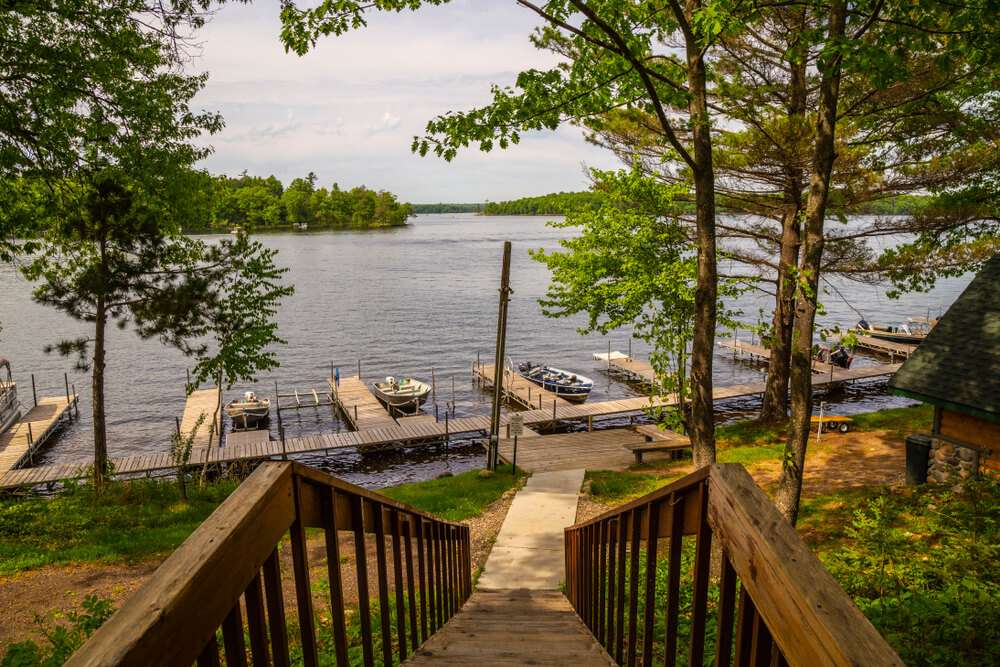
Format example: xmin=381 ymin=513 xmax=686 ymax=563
xmin=0 ymin=362 xmax=902 ymax=490
xmin=328 ymin=375 xmax=399 ymax=430
xmin=474 ymin=364 xmax=572 ymax=411
xmin=0 ymin=395 xmax=78 ymax=478
xmin=179 ymin=388 xmax=221 ymax=450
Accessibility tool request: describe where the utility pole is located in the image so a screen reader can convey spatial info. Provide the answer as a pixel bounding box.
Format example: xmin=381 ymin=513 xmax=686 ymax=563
xmin=488 ymin=241 xmax=513 ymax=470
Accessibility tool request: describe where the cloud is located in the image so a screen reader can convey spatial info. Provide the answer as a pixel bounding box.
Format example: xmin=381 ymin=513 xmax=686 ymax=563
xmin=191 ymin=0 xmax=620 ymax=201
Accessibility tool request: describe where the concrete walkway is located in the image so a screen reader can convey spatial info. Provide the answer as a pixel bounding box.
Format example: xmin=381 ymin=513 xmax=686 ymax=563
xmin=477 ymin=468 xmax=585 ymax=590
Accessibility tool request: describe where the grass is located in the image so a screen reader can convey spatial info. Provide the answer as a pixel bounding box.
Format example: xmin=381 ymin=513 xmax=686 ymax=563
xmin=586 ymin=404 xmax=931 ymax=508
xmin=0 ymin=463 xmax=524 ymax=576
xmin=0 ymin=477 xmax=241 ymax=575
xmin=379 ymin=465 xmax=524 ymax=522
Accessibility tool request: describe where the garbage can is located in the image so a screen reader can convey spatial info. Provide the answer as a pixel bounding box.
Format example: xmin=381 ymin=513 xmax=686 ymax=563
xmin=905 ymin=434 xmax=933 ymax=485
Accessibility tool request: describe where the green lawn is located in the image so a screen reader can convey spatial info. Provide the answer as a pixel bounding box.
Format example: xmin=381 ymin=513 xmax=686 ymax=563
xmin=379 ymin=465 xmax=523 ymax=522
xmin=0 ymin=478 xmax=241 ymax=575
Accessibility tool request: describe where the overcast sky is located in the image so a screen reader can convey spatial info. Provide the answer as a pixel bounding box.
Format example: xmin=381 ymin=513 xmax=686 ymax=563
xmin=189 ymin=1 xmax=621 ymax=203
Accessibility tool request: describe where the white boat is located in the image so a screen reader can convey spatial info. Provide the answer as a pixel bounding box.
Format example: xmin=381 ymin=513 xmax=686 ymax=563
xmin=0 ymin=358 xmax=20 ymax=435
xmin=224 ymin=391 xmax=270 ymax=429
xmin=372 ymin=377 xmax=431 ymax=411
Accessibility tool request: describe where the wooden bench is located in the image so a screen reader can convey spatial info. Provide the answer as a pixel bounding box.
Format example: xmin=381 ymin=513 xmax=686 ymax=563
xmin=625 ymin=425 xmax=692 ymax=463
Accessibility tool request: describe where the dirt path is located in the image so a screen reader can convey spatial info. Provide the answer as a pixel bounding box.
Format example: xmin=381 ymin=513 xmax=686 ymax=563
xmin=0 ymin=491 xmax=516 ymax=648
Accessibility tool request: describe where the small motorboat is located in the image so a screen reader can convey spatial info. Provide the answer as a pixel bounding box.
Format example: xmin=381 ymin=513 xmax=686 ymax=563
xmin=813 ymin=342 xmax=853 ymax=369
xmin=0 ymin=358 xmax=21 ymax=436
xmin=516 ymin=361 xmax=593 ymax=403
xmin=372 ymin=376 xmax=431 ymax=411
xmin=852 ymin=317 xmax=934 ymax=345
xmin=225 ymin=391 xmax=271 ymax=429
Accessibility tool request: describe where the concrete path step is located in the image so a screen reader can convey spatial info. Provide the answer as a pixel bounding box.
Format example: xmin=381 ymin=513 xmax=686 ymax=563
xmin=477 ymin=468 xmax=584 ymax=590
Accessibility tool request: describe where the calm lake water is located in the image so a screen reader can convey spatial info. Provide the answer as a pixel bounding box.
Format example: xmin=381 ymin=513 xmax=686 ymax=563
xmin=0 ymin=214 xmax=970 ymax=488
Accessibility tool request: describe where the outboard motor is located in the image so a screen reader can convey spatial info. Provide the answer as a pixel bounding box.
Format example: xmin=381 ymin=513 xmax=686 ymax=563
xmin=829 ymin=343 xmax=853 ymax=369
xmin=857 ymin=319 xmax=870 ymax=330
xmin=518 ymin=361 xmax=532 ymax=373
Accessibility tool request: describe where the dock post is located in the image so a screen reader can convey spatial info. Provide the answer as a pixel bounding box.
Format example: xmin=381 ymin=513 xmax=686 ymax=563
xmin=432 ymin=366 xmax=436 ymax=402
xmin=175 ymin=416 xmax=181 ymax=436
xmin=512 ymin=435 xmax=517 ymax=474
xmin=444 ymin=412 xmax=449 ymax=445
xmin=588 ymin=415 xmax=593 ymax=432
xmin=64 ymin=373 xmax=71 ymax=417
xmin=357 ymin=359 xmax=361 ymax=380
xmin=71 ymin=384 xmax=78 ymax=416
xmin=435 ymin=404 xmax=439 ymax=422
xmin=628 ymin=337 xmax=632 ymax=358
xmin=553 ymin=399 xmax=557 ymax=421
xmin=280 ymin=424 xmax=287 ymax=461
xmin=31 ymin=374 xmax=37 ymax=406
xmin=452 ymin=375 xmax=455 ymax=404
xmin=27 ymin=423 xmax=34 ymax=464
xmin=186 ymin=368 xmax=191 ymax=390
xmin=607 ymin=340 xmax=612 ymax=368
xmin=354 ymin=405 xmax=358 ymax=426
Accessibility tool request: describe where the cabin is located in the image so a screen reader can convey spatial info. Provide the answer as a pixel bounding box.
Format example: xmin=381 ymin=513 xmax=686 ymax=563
xmin=888 ymin=254 xmax=1000 ymax=483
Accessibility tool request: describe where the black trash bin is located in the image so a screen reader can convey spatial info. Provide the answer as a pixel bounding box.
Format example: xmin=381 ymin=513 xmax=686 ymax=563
xmin=905 ymin=434 xmax=933 ymax=485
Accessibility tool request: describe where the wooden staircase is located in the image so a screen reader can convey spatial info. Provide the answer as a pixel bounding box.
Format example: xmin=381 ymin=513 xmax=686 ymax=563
xmin=404 ymin=589 xmax=614 ymax=665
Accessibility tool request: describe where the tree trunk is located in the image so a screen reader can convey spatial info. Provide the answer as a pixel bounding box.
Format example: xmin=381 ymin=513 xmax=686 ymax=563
xmin=686 ymin=5 xmax=718 ymax=468
xmin=776 ymin=1 xmax=848 ymax=526
xmin=92 ymin=300 xmax=109 ymax=489
xmin=759 ymin=33 xmax=807 ymax=425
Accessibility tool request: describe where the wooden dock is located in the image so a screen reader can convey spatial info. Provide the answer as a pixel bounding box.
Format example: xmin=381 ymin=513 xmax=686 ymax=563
xmin=0 ymin=362 xmax=901 ymax=490
xmin=497 ymin=429 xmax=665 ymax=473
xmin=475 ymin=364 xmax=572 ymax=410
xmin=328 ymin=376 xmax=399 ymax=430
xmin=179 ymin=388 xmax=222 ymax=450
xmin=594 ymin=351 xmax=659 ymax=385
xmin=0 ymin=395 xmax=77 ymax=477
xmin=848 ymin=334 xmax=917 ymax=360
xmin=717 ymin=339 xmax=837 ymax=374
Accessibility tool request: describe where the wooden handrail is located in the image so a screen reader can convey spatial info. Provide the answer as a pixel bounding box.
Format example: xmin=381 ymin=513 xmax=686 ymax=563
xmin=67 ymin=461 xmax=472 ymax=666
xmin=564 ymin=463 xmax=902 ymax=667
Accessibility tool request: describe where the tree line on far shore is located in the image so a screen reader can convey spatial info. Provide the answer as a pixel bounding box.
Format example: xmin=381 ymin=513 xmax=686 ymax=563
xmin=480 ymin=191 xmax=936 ymax=217
xmin=206 ymin=171 xmax=413 ymax=230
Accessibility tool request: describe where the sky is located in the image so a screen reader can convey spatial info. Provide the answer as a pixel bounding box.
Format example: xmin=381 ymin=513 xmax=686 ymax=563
xmin=189 ymin=1 xmax=621 ymax=203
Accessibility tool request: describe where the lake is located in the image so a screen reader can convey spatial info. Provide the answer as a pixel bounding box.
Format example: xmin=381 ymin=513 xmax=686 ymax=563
xmin=0 ymin=214 xmax=970 ymax=488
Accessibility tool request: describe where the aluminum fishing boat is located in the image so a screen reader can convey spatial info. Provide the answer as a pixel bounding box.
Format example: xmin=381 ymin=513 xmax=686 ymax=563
xmin=372 ymin=377 xmax=431 ymax=411
xmin=516 ymin=362 xmax=594 ymax=403
xmin=224 ymin=391 xmax=271 ymax=429
xmin=852 ymin=316 xmax=935 ymax=345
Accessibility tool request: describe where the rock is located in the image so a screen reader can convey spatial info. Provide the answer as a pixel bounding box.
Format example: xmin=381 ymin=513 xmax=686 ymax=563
xmin=945 ymin=456 xmax=961 ymax=467
xmin=478 ymin=469 xmax=494 ymax=479
xmin=437 ymin=471 xmax=454 ymax=479
xmin=951 ymin=483 xmax=966 ymax=495
xmin=939 ymin=442 xmax=955 ymax=456
xmin=958 ymin=447 xmax=976 ymax=463
xmin=959 ymin=469 xmax=972 ymax=480
xmin=927 ymin=503 xmax=938 ymax=511
xmin=929 ymin=468 xmax=949 ymax=485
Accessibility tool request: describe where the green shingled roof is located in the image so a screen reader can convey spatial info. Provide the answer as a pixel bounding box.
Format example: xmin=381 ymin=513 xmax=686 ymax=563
xmin=887 ymin=254 xmax=1000 ymax=422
